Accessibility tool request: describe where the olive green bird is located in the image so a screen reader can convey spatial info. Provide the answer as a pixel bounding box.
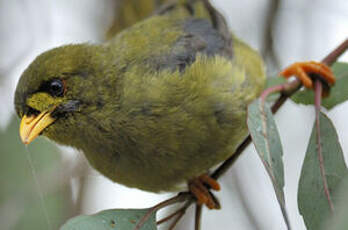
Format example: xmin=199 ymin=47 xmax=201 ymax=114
xmin=14 ymin=0 xmax=334 ymax=209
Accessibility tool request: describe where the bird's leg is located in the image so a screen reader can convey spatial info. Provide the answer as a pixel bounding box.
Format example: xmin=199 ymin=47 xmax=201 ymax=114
xmin=280 ymin=61 xmax=335 ymax=97
xmin=188 ymin=173 xmax=221 ymax=209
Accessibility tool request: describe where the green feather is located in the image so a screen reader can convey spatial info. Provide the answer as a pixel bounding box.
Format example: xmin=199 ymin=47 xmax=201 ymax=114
xmin=14 ymin=0 xmax=265 ymax=191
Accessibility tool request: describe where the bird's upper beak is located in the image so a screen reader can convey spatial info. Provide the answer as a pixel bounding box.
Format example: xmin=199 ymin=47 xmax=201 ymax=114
xmin=19 ymin=110 xmax=56 ymax=144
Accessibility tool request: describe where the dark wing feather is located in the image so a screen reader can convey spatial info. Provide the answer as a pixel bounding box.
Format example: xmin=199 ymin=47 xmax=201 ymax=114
xmin=148 ymin=0 xmax=233 ymax=72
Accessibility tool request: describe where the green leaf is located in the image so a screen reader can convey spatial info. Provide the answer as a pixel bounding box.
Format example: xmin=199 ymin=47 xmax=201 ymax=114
xmin=247 ymin=99 xmax=290 ymax=229
xmin=60 ymin=209 xmax=157 ymax=230
xmin=321 ymin=176 xmax=348 ymax=230
xmin=265 ymin=76 xmax=287 ymax=89
xmin=298 ymin=112 xmax=348 ymax=230
xmin=291 ymin=62 xmax=348 ymax=109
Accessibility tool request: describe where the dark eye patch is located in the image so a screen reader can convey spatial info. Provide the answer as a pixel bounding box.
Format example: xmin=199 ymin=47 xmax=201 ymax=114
xmin=26 ymin=106 xmax=41 ymax=117
xmin=39 ymin=79 xmax=66 ymax=97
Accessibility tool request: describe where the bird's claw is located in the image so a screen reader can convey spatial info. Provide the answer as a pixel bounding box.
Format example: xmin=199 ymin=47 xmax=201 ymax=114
xmin=188 ymin=174 xmax=220 ymax=209
xmin=280 ymin=61 xmax=335 ymax=97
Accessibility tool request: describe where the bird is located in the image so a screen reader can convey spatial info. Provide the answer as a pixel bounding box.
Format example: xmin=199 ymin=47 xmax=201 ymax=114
xmin=14 ymin=0 xmax=335 ymax=209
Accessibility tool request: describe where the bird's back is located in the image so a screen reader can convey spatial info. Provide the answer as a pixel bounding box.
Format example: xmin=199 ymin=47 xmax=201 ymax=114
xmin=82 ymin=0 xmax=266 ymax=191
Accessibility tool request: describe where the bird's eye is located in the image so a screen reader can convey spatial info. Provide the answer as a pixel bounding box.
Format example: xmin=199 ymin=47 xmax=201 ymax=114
xmin=49 ymin=79 xmax=65 ymax=97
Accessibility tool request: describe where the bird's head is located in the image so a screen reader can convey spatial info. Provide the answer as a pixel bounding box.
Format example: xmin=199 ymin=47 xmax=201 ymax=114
xmin=14 ymin=44 xmax=109 ymax=146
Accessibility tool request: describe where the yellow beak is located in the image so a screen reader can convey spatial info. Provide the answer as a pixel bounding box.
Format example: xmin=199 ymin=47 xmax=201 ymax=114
xmin=19 ymin=111 xmax=56 ymax=144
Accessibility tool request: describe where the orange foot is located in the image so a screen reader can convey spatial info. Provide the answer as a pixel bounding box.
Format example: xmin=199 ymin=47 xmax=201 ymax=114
xmin=188 ymin=174 xmax=220 ymax=209
xmin=280 ymin=61 xmax=335 ymax=96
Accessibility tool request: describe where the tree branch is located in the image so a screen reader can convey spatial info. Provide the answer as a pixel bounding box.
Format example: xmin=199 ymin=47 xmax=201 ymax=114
xmin=194 ymin=204 xmax=202 ymax=230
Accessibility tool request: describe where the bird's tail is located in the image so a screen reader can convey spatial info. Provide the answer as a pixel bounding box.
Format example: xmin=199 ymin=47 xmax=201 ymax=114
xmin=106 ymin=0 xmax=229 ymax=41
xmin=106 ymin=0 xmax=172 ymax=39
xmin=175 ymin=0 xmax=230 ymax=41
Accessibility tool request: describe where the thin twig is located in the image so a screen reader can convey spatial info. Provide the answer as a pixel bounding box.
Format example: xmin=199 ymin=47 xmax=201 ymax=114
xmin=157 ymin=204 xmax=190 ymax=225
xmin=194 ymin=204 xmax=202 ymax=230
xmin=167 ymin=201 xmax=193 ymax=230
xmin=314 ymin=80 xmax=334 ymax=212
xmin=168 ymin=211 xmax=186 ymax=230
xmin=211 ymin=136 xmax=251 ymax=180
xmin=322 ymin=39 xmax=348 ymax=65
xmin=133 ymin=193 xmax=192 ymax=230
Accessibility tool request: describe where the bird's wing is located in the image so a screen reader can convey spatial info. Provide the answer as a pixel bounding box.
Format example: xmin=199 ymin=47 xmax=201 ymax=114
xmin=107 ymin=0 xmax=233 ymax=74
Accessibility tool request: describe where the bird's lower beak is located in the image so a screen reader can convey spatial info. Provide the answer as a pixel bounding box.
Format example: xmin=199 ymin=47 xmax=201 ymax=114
xmin=19 ymin=111 xmax=56 ymax=144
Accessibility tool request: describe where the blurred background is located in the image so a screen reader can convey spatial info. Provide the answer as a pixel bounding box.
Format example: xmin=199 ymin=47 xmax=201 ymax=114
xmin=0 ymin=0 xmax=348 ymax=229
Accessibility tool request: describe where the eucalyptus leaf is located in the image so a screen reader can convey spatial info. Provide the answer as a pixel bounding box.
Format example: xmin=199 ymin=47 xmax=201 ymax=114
xmin=298 ymin=112 xmax=348 ymax=230
xmin=291 ymin=62 xmax=348 ymax=109
xmin=60 ymin=209 xmax=157 ymax=230
xmin=265 ymin=76 xmax=287 ymax=89
xmin=321 ymin=175 xmax=348 ymax=230
xmin=247 ymin=99 xmax=290 ymax=229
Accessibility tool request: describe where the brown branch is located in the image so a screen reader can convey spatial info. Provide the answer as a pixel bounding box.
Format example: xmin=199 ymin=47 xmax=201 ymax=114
xmin=168 ymin=201 xmax=192 ymax=230
xmin=194 ymin=204 xmax=202 ymax=230
xmin=157 ymin=201 xmax=192 ymax=225
xmin=133 ymin=193 xmax=192 ymax=230
xmin=157 ymin=209 xmax=184 ymax=225
xmin=211 ymin=135 xmax=252 ymax=180
xmin=168 ymin=211 xmax=185 ymax=230
xmin=322 ymin=39 xmax=348 ymax=65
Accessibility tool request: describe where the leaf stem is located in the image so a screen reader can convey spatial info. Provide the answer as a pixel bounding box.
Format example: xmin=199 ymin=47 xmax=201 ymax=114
xmin=260 ymin=84 xmax=285 ymax=103
xmin=314 ymin=80 xmax=334 ymax=213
